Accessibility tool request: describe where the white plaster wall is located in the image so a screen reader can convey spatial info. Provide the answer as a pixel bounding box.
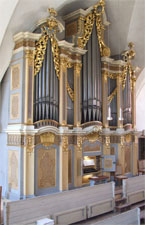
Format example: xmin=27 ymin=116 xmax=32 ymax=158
xmin=136 ymin=68 xmax=145 ymax=131
xmin=0 ymin=69 xmax=10 ymax=196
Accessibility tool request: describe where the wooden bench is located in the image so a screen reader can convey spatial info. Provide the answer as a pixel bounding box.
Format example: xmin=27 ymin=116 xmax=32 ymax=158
xmin=92 ymin=208 xmax=140 ymax=225
xmin=123 ymin=175 xmax=145 ymax=205
xmin=4 ymin=182 xmax=115 ymax=225
xmin=138 ymin=160 xmax=145 ymax=175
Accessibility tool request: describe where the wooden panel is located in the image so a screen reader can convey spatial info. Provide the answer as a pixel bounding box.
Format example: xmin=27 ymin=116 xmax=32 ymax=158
xmin=37 ymin=148 xmax=56 ymax=189
xmin=93 ymin=208 xmax=140 ymax=225
xmin=125 ymin=144 xmax=131 ymax=173
xmin=10 ymin=93 xmax=20 ymax=120
xmin=11 ymin=64 xmax=20 ymax=90
xmin=54 ymin=207 xmax=86 ymax=225
xmin=8 ymin=150 xmax=19 ymax=190
xmin=88 ymin=199 xmax=114 ymax=218
xmin=128 ymin=191 xmax=145 ymax=204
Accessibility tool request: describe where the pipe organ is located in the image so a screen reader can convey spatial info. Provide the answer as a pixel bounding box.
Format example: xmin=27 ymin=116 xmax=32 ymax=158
xmin=6 ymin=0 xmax=139 ymax=199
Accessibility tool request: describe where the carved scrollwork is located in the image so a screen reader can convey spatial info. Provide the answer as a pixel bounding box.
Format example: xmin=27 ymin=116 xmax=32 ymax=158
xmin=25 ymin=135 xmax=35 ymax=153
xmin=34 ymin=31 xmax=49 ymax=76
xmin=50 ymin=35 xmax=60 ymax=79
xmin=107 ymin=87 xmax=117 ymax=104
xmin=40 ymin=132 xmax=55 ymax=147
xmin=62 ymin=136 xmax=68 ymax=152
xmin=77 ymin=13 xmax=95 ymax=48
xmin=77 ymin=0 xmax=110 ymax=57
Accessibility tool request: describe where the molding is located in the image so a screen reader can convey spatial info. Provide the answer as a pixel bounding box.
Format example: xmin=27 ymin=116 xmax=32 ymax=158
xmin=13 ymin=46 xmax=35 ymax=55
xmin=13 ymin=32 xmax=42 ymax=42
xmin=101 ymin=56 xmax=127 ymax=66
xmin=63 ymin=7 xmax=93 ymax=22
xmin=58 ymin=40 xmax=87 ymax=55
xmin=102 ymin=68 xmax=122 ymax=74
xmin=6 ymin=124 xmax=37 ymax=135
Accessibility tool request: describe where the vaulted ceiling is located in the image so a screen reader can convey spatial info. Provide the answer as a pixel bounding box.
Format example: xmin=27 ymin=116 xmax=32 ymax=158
xmin=0 ymin=0 xmax=145 ymax=82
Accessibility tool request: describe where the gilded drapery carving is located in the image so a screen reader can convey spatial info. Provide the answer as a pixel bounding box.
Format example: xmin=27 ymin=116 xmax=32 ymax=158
xmin=77 ymin=0 xmax=110 ymax=57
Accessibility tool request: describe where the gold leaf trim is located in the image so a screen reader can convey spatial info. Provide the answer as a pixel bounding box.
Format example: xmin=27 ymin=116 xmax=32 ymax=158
xmin=34 ymin=33 xmax=49 ymax=76
xmin=50 ymin=35 xmax=60 ymax=79
xmin=77 ymin=13 xmax=95 ymax=48
xmin=95 ymin=15 xmax=110 ymax=57
xmin=107 ymin=87 xmax=117 ymax=104
xmin=77 ymin=0 xmax=110 ymax=57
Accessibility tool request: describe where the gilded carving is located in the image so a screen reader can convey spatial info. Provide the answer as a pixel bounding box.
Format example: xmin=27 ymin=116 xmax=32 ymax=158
xmin=25 ymin=135 xmax=34 ymax=153
xmin=77 ymin=136 xmax=82 ymax=152
xmin=10 ymin=93 xmax=20 ymax=120
xmin=94 ymin=2 xmax=111 ymax=57
xmin=78 ymin=13 xmax=95 ymax=48
xmin=78 ymin=0 xmax=110 ymax=55
xmin=125 ymin=134 xmax=132 ymax=143
xmin=107 ymin=88 xmax=117 ymax=104
xmin=34 ymin=31 xmax=49 ymax=76
xmin=62 ymin=136 xmax=68 ymax=152
xmin=40 ymin=132 xmax=55 ymax=147
xmin=38 ymin=148 xmax=56 ymax=188
xmin=85 ymin=131 xmax=102 ymax=143
xmin=50 ymin=35 xmax=60 ymax=79
xmin=105 ymin=136 xmax=110 ymax=146
xmin=8 ymin=150 xmax=19 ymax=190
xmin=11 ymin=64 xmax=20 ymax=90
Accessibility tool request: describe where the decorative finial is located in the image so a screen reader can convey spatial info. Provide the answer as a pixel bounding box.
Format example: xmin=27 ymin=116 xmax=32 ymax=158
xmin=122 ymin=42 xmax=135 ymax=62
xmin=48 ymin=8 xmax=57 ymax=17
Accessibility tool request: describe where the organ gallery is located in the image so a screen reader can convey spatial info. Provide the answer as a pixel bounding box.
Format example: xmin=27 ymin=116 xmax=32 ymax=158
xmin=6 ymin=0 xmax=138 ymax=199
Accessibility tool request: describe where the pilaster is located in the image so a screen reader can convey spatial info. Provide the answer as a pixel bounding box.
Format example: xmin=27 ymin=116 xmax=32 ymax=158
xmin=59 ymin=57 xmax=68 ymax=126
xmin=102 ymin=72 xmax=109 ymax=128
xmin=74 ymin=136 xmax=82 ymax=187
xmin=74 ymin=63 xmax=82 ymax=127
xmin=24 ymin=50 xmax=35 ymax=124
xmin=59 ymin=136 xmax=69 ymax=191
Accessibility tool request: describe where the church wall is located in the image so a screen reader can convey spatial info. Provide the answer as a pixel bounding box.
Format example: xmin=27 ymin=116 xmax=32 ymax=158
xmin=0 ymin=68 xmax=10 ymax=196
xmin=136 ymin=68 xmax=145 ymax=131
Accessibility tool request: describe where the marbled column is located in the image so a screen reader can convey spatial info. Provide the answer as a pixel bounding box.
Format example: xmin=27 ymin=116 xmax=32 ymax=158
xmin=74 ymin=63 xmax=82 ymax=127
xmin=102 ymin=72 xmax=108 ymax=128
xmin=59 ymin=57 xmax=67 ymax=126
